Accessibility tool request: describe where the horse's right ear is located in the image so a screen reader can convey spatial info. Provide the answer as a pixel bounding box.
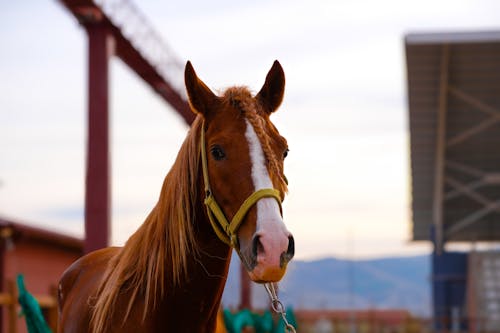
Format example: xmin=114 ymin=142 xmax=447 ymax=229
xmin=184 ymin=61 xmax=217 ymax=116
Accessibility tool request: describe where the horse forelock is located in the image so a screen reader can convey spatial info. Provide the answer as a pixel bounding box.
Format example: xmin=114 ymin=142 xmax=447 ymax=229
xmin=90 ymin=117 xmax=203 ymax=332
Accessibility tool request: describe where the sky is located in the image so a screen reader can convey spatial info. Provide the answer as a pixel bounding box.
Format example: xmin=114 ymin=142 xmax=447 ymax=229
xmin=1 ymin=0 xmax=500 ymax=260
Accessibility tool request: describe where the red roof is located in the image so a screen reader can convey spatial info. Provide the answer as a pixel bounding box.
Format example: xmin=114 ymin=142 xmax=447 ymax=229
xmin=0 ymin=216 xmax=83 ymax=254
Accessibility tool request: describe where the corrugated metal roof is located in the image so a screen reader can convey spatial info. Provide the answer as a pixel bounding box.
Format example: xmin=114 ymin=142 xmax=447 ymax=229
xmin=406 ymin=31 xmax=500 ymax=244
xmin=406 ymin=31 xmax=500 ymax=45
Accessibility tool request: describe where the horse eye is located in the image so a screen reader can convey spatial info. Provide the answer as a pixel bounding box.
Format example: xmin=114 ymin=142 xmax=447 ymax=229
xmin=211 ymin=146 xmax=226 ymax=161
xmin=283 ymin=148 xmax=289 ymax=159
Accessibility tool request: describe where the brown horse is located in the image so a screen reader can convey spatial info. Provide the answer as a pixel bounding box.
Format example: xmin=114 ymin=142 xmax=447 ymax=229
xmin=57 ymin=61 xmax=294 ymax=333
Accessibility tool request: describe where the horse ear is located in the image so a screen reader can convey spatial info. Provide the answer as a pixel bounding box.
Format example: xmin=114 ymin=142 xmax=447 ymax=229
xmin=184 ymin=61 xmax=217 ymax=116
xmin=256 ymin=60 xmax=285 ymax=113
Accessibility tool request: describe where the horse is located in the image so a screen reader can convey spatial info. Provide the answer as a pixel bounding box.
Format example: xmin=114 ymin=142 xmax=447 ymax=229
xmin=57 ymin=60 xmax=294 ymax=333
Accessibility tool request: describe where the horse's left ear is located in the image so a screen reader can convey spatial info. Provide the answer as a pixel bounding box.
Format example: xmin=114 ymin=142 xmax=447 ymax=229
xmin=256 ymin=60 xmax=285 ymax=113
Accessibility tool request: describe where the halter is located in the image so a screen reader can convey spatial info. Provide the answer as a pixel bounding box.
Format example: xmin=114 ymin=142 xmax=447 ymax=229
xmin=200 ymin=122 xmax=283 ymax=248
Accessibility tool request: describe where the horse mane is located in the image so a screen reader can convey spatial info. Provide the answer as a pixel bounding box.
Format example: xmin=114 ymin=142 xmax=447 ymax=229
xmin=90 ymin=116 xmax=203 ymax=332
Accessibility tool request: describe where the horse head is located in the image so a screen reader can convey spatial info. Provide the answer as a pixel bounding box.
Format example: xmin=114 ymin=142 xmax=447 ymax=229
xmin=185 ymin=61 xmax=294 ymax=283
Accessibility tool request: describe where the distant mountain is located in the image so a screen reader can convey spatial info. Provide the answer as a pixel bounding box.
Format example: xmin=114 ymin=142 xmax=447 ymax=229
xmin=222 ymin=254 xmax=431 ymax=316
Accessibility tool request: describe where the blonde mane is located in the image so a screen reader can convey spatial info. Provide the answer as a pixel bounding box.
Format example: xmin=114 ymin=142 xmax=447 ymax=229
xmin=90 ymin=116 xmax=203 ymax=332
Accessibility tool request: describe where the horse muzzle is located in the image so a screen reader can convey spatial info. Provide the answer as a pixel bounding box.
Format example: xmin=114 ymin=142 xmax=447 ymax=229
xmin=245 ymin=229 xmax=295 ymax=283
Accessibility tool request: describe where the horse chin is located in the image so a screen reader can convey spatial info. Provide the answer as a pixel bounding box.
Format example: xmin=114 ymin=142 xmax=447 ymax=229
xmin=237 ymin=251 xmax=287 ymax=283
xmin=247 ymin=265 xmax=287 ymax=284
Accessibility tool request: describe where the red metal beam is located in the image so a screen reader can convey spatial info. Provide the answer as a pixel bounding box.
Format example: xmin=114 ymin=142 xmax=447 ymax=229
xmin=57 ymin=0 xmax=194 ymax=125
xmin=240 ymin=262 xmax=251 ymax=309
xmin=109 ymin=22 xmax=194 ymax=124
xmin=84 ymin=22 xmax=114 ymax=253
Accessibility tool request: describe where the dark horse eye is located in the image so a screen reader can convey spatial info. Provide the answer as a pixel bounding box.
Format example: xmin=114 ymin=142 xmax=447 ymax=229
xmin=283 ymin=148 xmax=289 ymax=159
xmin=210 ymin=145 xmax=226 ymax=161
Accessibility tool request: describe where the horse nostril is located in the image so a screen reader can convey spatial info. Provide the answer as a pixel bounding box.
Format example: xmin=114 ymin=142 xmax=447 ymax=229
xmin=280 ymin=235 xmax=295 ymax=268
xmin=287 ymin=235 xmax=295 ymax=258
xmin=251 ymin=235 xmax=263 ymax=259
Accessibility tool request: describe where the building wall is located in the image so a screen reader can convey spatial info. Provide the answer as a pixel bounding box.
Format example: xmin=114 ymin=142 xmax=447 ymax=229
xmin=2 ymin=240 xmax=81 ymax=333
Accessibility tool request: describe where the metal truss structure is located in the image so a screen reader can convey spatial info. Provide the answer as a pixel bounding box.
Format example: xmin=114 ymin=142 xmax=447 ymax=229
xmin=406 ymin=32 xmax=500 ymax=250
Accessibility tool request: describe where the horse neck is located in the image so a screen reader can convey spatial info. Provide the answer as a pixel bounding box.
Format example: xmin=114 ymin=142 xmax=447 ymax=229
xmin=152 ymin=182 xmax=232 ymax=330
xmin=163 ymin=119 xmax=232 ymax=290
xmin=155 ymin=123 xmax=232 ymax=318
xmin=184 ymin=177 xmax=233 ymax=293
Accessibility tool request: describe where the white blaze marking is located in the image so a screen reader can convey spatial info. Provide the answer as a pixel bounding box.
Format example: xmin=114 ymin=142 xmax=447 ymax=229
xmin=244 ymin=119 xmax=284 ymax=230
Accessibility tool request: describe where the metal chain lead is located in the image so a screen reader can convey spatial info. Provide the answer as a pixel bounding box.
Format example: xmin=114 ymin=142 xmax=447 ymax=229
xmin=264 ymin=283 xmax=297 ymax=333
